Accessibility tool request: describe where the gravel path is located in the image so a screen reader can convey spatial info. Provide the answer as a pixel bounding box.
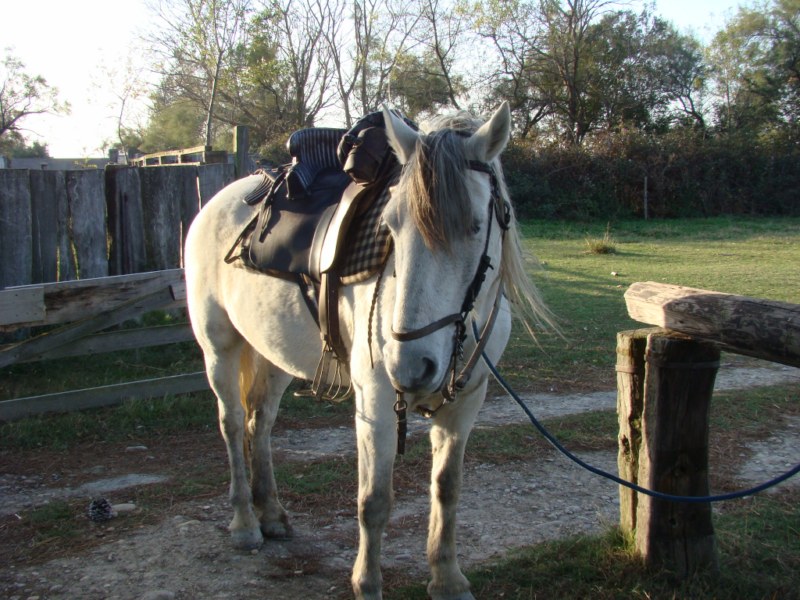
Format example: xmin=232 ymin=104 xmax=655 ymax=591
xmin=1 ymin=361 xmax=798 ymax=600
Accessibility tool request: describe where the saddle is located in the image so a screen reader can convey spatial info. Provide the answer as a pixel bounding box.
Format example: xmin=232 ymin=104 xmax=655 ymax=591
xmin=226 ymin=111 xmax=413 ymax=396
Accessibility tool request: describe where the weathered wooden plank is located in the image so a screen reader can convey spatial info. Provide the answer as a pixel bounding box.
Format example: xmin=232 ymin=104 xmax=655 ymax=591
xmin=170 ymin=280 xmax=187 ymax=301
xmin=615 ymin=328 xmax=655 ymax=534
xmin=106 ymin=166 xmax=146 ymax=275
xmin=179 ymin=168 xmax=202 ymax=255
xmin=0 ymin=285 xmax=178 ymax=368
xmin=2 ymin=323 xmax=195 ymax=363
xmin=0 ymin=286 xmax=45 ymax=327
xmin=29 ymin=170 xmax=66 ymax=283
xmin=106 ymin=166 xmax=124 ymax=276
xmin=0 ymin=372 xmax=210 ymax=421
xmin=140 ymin=167 xmax=194 ymax=270
xmin=66 ymin=170 xmax=108 ymax=279
xmin=55 ymin=170 xmax=76 ymax=281
xmin=636 ymin=331 xmax=720 ymax=576
xmin=197 ymin=163 xmax=235 ymax=206
xmin=625 ymin=281 xmax=800 ymax=368
xmin=0 ymin=170 xmax=33 ymax=289
xmin=0 ymin=269 xmax=185 ymax=329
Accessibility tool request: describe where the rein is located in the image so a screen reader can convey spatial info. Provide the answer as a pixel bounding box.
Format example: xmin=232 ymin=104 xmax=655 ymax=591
xmin=391 ymin=161 xmax=510 ymax=454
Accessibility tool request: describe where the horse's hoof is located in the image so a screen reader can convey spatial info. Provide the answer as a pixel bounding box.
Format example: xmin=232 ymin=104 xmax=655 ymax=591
xmin=261 ymin=519 xmax=293 ymax=540
xmin=230 ymin=528 xmax=264 ymax=551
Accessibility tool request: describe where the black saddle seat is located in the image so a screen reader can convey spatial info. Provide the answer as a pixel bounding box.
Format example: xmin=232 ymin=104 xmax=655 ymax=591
xmin=245 ymin=127 xmax=350 ymax=279
xmin=285 ymin=127 xmax=349 ymax=200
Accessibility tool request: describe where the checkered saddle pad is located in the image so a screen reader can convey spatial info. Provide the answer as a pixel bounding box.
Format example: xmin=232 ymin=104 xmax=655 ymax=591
xmin=339 ymin=182 xmax=393 ymax=285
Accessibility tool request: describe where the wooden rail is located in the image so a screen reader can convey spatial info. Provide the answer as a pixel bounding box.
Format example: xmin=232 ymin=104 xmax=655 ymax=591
xmin=128 ymin=145 xmax=228 ymax=167
xmin=617 ymin=282 xmax=799 ymax=576
xmin=625 ymin=281 xmax=800 ymax=368
xmin=0 ymin=270 xmax=209 ymax=421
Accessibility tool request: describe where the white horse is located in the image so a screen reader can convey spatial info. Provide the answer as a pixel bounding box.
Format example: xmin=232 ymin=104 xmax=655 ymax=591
xmin=184 ymin=103 xmax=551 ymax=600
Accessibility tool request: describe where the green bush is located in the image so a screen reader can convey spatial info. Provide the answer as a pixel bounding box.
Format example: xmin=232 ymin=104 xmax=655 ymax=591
xmin=504 ymin=129 xmax=800 ymax=219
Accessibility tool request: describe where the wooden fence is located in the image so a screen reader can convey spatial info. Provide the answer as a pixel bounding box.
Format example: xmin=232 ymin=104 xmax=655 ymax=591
xmin=0 ymin=163 xmax=234 ymax=289
xmin=0 ymin=163 xmax=236 ymax=420
xmin=0 ymin=269 xmax=207 ymax=421
xmin=616 ymin=282 xmax=800 ymax=576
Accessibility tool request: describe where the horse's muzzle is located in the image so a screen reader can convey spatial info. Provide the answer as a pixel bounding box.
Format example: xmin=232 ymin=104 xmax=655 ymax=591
xmin=384 ymin=339 xmax=445 ymax=394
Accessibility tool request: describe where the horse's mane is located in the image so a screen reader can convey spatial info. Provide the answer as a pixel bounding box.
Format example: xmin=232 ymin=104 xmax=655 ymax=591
xmin=402 ymin=113 xmax=477 ymax=252
xmin=403 ymin=111 xmax=558 ymax=337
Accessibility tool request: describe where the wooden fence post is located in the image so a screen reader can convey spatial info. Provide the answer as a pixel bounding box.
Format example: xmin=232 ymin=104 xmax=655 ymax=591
xmin=29 ymin=170 xmax=75 ymax=283
xmin=616 ymin=328 xmax=654 ymax=534
xmin=106 ymin=166 xmax=146 ymax=276
xmin=635 ymin=330 xmax=720 ymax=576
xmin=139 ymin=166 xmax=197 ymax=270
xmin=620 ymin=282 xmax=800 ymax=576
xmin=234 ymin=125 xmax=249 ymax=179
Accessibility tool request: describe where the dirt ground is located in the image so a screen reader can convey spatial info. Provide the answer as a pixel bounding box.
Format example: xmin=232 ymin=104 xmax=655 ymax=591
xmin=1 ymin=360 xmax=798 ymax=600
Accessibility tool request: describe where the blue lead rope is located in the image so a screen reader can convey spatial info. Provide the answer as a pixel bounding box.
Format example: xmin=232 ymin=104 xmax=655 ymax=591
xmin=476 ymin=323 xmax=800 ymax=503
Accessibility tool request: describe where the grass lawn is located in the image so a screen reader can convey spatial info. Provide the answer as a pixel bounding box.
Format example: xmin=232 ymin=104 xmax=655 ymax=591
xmin=503 ymin=216 xmax=800 ymax=392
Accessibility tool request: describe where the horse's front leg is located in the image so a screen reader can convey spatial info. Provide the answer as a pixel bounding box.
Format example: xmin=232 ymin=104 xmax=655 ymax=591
xmin=351 ymin=384 xmax=397 ymax=600
xmin=426 ymin=384 xmax=486 ymax=600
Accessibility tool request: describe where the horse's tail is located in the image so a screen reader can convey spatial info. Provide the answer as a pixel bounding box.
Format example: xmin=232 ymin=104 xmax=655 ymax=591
xmin=239 ymin=344 xmax=260 ymax=463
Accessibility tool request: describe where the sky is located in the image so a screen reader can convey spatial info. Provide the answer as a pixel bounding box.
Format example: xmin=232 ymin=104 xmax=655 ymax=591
xmin=3 ymin=0 xmax=747 ymax=158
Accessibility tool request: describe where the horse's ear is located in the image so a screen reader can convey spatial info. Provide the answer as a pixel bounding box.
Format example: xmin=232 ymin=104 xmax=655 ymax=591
xmin=467 ymin=102 xmax=511 ymax=163
xmin=382 ymin=105 xmax=417 ymax=165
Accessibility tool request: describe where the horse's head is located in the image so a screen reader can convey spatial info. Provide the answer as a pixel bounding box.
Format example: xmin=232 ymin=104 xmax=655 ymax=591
xmin=381 ymin=103 xmax=512 ymax=396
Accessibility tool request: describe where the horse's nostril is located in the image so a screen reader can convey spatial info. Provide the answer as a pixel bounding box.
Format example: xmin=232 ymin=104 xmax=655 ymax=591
xmin=420 ymin=357 xmax=436 ymax=383
xmin=388 ymin=352 xmax=440 ymax=393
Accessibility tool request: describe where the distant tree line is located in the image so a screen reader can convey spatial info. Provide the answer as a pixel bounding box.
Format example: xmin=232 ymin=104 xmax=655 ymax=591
xmin=93 ymin=0 xmax=800 ymax=216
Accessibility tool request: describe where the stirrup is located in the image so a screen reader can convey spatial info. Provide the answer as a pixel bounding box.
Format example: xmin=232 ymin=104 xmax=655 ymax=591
xmin=294 ymin=345 xmax=352 ymax=402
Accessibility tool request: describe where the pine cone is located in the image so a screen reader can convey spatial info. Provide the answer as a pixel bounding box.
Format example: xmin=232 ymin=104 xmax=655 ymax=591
xmin=87 ymin=497 xmax=115 ymax=522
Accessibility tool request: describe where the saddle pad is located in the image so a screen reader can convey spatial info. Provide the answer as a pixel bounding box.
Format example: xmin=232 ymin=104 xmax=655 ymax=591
xmin=339 ymin=182 xmax=394 ymax=285
xmin=247 ymin=167 xmax=351 ymax=277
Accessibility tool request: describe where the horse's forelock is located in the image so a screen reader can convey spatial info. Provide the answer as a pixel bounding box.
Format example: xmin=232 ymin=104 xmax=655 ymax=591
xmin=403 ymin=119 xmax=478 ymax=251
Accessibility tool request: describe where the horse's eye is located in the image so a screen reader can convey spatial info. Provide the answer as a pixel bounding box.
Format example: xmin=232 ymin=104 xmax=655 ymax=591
xmin=470 ymin=219 xmax=482 ymax=236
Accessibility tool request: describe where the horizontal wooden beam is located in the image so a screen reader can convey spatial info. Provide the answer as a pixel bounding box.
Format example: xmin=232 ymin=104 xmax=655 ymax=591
xmin=0 ymin=269 xmax=186 ymax=330
xmin=0 ymin=285 xmax=180 ymax=369
xmin=0 ymin=372 xmax=210 ymax=422
xmin=0 ymin=285 xmax=44 ymax=325
xmin=1 ymin=323 xmax=195 ymax=363
xmin=624 ymin=281 xmax=800 ymax=368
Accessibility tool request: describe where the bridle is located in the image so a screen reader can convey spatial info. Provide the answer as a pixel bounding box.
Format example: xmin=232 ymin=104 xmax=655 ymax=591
xmin=390 ymin=160 xmax=511 ymax=453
